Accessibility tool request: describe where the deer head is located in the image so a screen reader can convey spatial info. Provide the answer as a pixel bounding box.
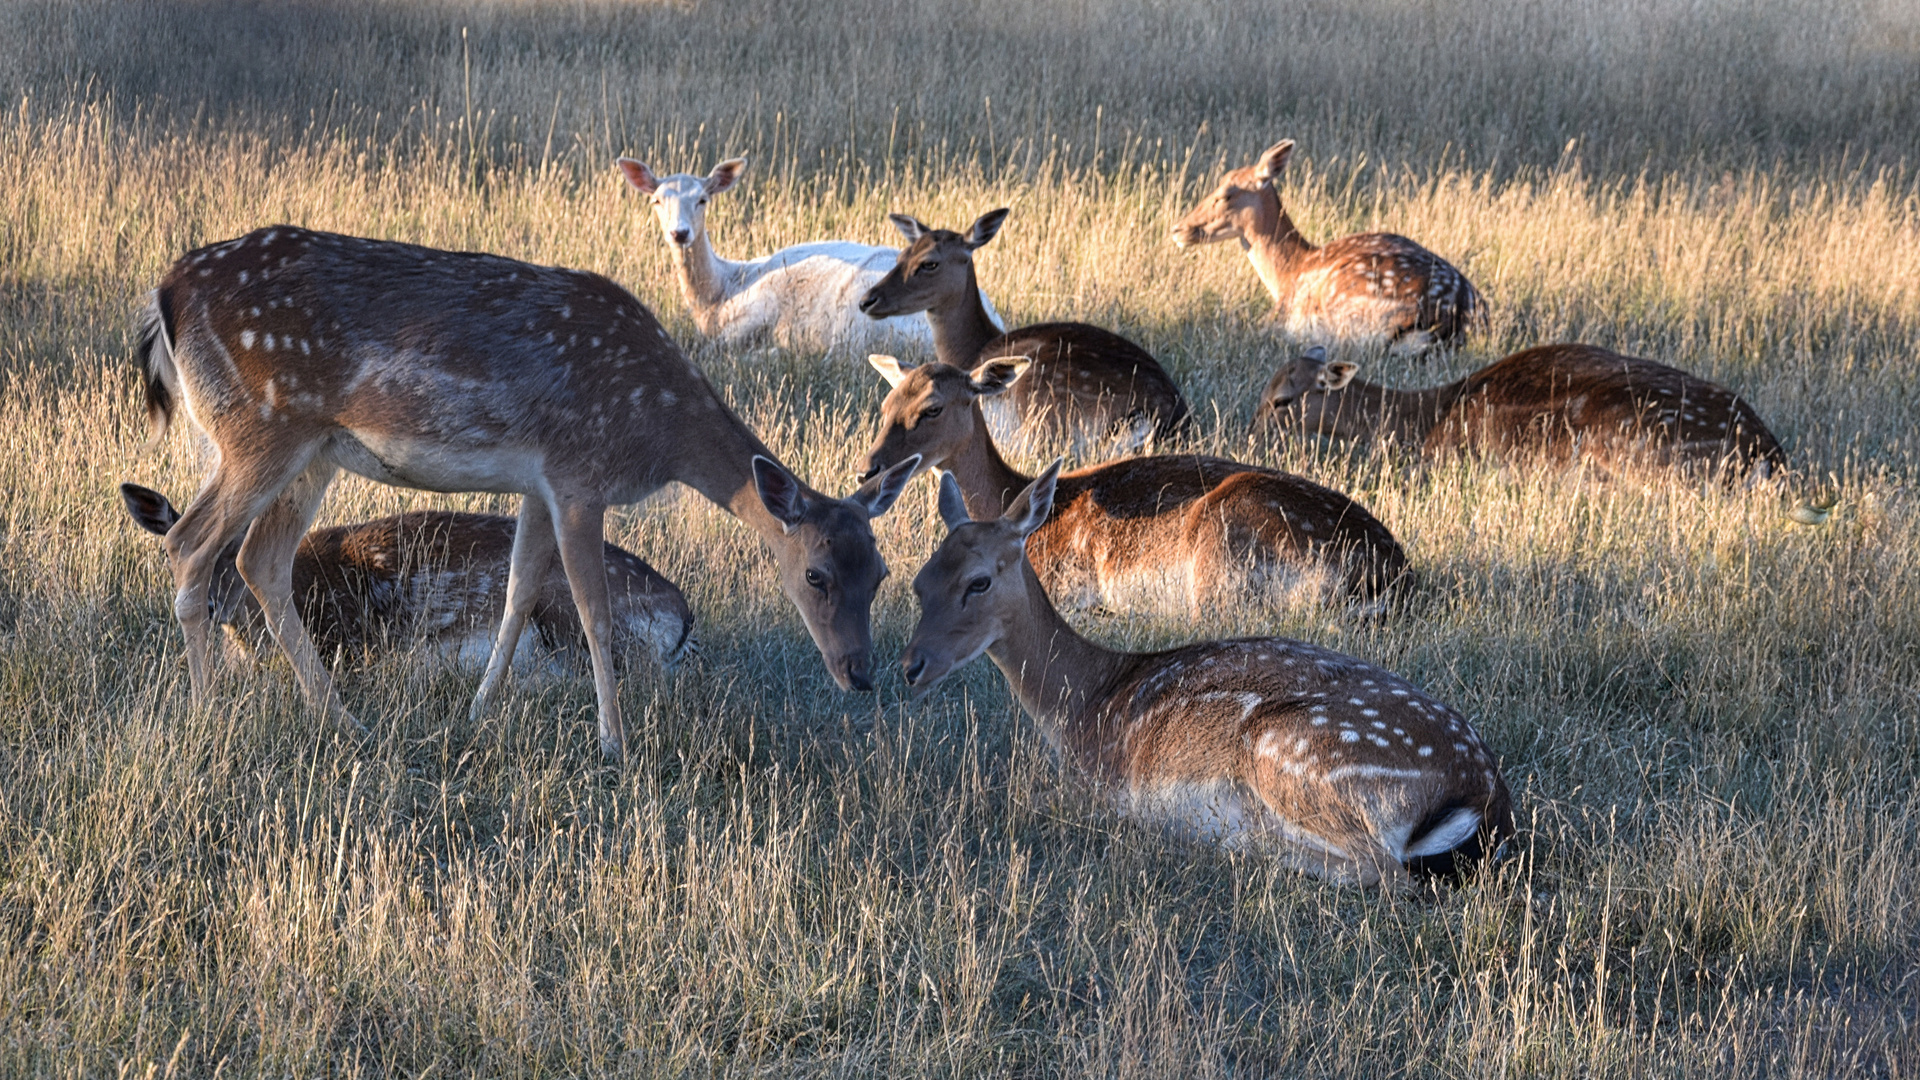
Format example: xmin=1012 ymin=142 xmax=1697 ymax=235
xmin=1171 ymin=139 xmax=1294 ymax=248
xmin=618 ymin=155 xmax=748 ymax=249
xmin=858 ymin=354 xmax=1030 ymax=481
xmin=120 ymin=483 xmax=261 ymax=637
xmin=900 ymin=461 xmax=1060 ymax=702
xmin=857 ymin=208 xmax=1009 ymax=319
xmin=1257 ymin=347 xmax=1363 ymax=436
xmin=755 ymin=453 xmax=920 ymax=692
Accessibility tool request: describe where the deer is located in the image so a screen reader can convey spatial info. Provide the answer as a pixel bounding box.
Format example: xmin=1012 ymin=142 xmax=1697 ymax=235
xmin=903 ymin=464 xmax=1514 ymax=886
xmin=1173 ymin=140 xmax=1485 ymax=355
xmin=137 ymin=225 xmax=922 ymax=759
xmin=862 ymin=354 xmax=1408 ymax=615
xmin=617 ymin=156 xmax=1002 ymax=355
xmin=1260 ymin=343 xmax=1787 ymax=477
xmin=858 ymin=208 xmax=1190 ymax=459
xmin=121 ymin=483 xmax=695 ymax=672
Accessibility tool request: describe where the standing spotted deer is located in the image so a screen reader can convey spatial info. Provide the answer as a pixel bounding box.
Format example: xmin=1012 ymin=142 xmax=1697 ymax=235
xmin=618 ymin=155 xmax=1002 ymax=354
xmin=862 ymin=354 xmax=1408 ymax=614
xmin=121 ymin=483 xmax=695 ymax=671
xmin=1261 ymin=343 xmax=1786 ymax=477
xmin=1174 ymin=140 xmax=1485 ymax=354
xmin=138 ymin=226 xmax=920 ymax=758
xmin=904 ymin=465 xmax=1513 ymax=885
xmin=859 ymin=208 xmax=1189 ymax=458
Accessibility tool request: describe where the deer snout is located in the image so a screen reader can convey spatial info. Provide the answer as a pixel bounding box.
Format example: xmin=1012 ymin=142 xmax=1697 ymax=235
xmin=857 ymin=290 xmax=882 ymax=315
xmin=902 ymin=651 xmax=928 ymax=687
xmin=670 ymin=227 xmax=692 ymax=246
xmin=843 ymin=654 xmax=875 ymax=693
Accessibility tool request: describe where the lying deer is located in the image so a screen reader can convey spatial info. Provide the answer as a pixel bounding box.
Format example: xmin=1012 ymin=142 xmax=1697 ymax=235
xmin=859 ymin=208 xmax=1189 ymax=457
xmin=903 ymin=464 xmax=1513 ymax=885
xmin=863 ymin=354 xmax=1408 ymax=613
xmin=138 ymin=225 xmax=921 ymax=758
xmin=122 ymin=483 xmax=695 ymax=671
xmin=618 ymin=155 xmax=1002 ymax=354
xmin=1261 ymin=343 xmax=1786 ymax=477
xmin=1173 ymin=140 xmax=1485 ymax=354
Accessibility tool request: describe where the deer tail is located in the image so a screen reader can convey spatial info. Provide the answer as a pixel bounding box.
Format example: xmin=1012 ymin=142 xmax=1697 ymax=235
xmin=136 ymin=289 xmax=180 ymax=442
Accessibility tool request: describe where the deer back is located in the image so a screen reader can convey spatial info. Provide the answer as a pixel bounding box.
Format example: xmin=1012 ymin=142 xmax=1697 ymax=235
xmin=1431 ymin=344 xmax=1786 ymax=474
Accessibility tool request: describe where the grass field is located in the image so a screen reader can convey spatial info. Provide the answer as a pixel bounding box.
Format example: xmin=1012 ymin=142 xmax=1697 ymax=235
xmin=2 ymin=0 xmax=1919 ymax=1075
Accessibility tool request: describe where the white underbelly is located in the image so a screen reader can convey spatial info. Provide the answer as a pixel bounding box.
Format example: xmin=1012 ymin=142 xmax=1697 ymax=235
xmin=327 ymin=430 xmax=546 ymax=495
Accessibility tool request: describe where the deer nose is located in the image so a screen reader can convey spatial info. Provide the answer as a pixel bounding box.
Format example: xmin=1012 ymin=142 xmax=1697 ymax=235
xmin=671 ymin=228 xmax=691 ymax=245
xmin=857 ymin=292 xmax=880 ymax=314
xmin=845 ymin=657 xmax=874 ymax=693
xmin=902 ymin=653 xmax=927 ymax=686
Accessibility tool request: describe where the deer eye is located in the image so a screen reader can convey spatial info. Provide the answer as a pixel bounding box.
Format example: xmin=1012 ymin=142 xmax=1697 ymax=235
xmin=915 ymin=261 xmax=939 ymax=275
xmin=965 ymin=576 xmax=991 ymax=596
xmin=805 ymin=569 xmax=827 ymax=591
xmin=920 ymin=405 xmax=943 ymax=421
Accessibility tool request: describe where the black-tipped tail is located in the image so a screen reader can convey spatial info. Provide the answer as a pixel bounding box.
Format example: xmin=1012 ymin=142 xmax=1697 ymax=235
xmin=136 ymin=289 xmax=179 ymax=440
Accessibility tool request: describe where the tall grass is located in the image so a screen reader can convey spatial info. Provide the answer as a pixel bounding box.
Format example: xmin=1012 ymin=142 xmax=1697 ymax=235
xmin=1 ymin=0 xmax=1917 ymax=1076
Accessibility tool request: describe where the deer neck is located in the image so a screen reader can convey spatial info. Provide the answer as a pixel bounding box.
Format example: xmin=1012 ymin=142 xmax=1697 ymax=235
xmin=946 ymin=409 xmax=1034 ymax=521
xmin=670 ymin=405 xmax=809 ymax=540
xmin=926 ymin=268 xmax=1003 ymax=367
xmin=670 ymin=231 xmax=738 ymax=337
xmin=986 ymin=563 xmax=1135 ymax=750
xmin=1340 ymin=378 xmax=1467 ymax=447
xmin=1241 ymin=187 xmax=1318 ymax=305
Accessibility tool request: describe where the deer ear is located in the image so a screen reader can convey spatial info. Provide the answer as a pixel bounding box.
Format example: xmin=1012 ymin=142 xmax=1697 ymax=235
xmin=868 ymin=353 xmax=914 ymax=387
xmin=966 ymin=208 xmax=1010 ymax=249
xmin=854 ymin=454 xmax=920 ymax=518
xmin=1255 ymin=140 xmax=1295 ymax=182
xmin=937 ymin=471 xmax=972 ymax=531
xmin=617 ymin=157 xmax=661 ymax=194
xmin=705 ymin=157 xmax=747 ymax=195
xmin=1320 ymin=362 xmax=1359 ymax=391
xmin=889 ymin=213 xmax=930 ymax=242
xmin=967 ymin=356 xmax=1029 ymax=396
xmin=120 ymin=482 xmax=180 ymax=536
xmin=1302 ymin=344 xmax=1328 ymax=363
xmin=752 ymin=456 xmax=809 ymax=533
xmin=1002 ymin=458 xmax=1061 ymax=538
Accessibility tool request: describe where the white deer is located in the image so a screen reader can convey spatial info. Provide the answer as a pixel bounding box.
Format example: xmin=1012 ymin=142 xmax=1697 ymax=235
xmin=618 ymin=155 xmax=1000 ymax=355
xmin=903 ymin=464 xmax=1514 ymax=886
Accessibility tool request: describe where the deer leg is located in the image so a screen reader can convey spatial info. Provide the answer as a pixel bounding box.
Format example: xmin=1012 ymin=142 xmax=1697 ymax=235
xmin=469 ymin=495 xmax=557 ymax=721
xmin=163 ymin=452 xmax=322 ymax=705
xmin=233 ymin=460 xmax=362 ymax=734
xmin=551 ymin=496 xmax=624 ymax=760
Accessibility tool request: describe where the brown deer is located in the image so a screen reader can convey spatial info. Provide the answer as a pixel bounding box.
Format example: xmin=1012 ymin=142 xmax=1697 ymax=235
xmin=903 ymin=465 xmax=1513 ymax=885
xmin=1173 ymin=140 xmax=1485 ymax=354
xmin=122 ymin=483 xmax=695 ymax=671
xmin=862 ymin=354 xmax=1408 ymax=614
xmin=138 ymin=225 xmax=922 ymax=758
xmin=1260 ymin=343 xmax=1786 ymax=477
xmin=858 ymin=208 xmax=1189 ymax=458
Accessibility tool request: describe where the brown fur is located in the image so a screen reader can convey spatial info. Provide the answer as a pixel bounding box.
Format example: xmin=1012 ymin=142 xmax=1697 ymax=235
xmin=903 ymin=466 xmax=1512 ymax=885
xmin=859 ymin=209 xmax=1188 ymax=455
xmin=137 ymin=226 xmax=917 ymax=758
xmin=1173 ymin=140 xmax=1484 ymax=353
xmin=121 ymin=484 xmax=694 ymax=667
xmin=1262 ymin=343 xmax=1787 ymax=476
xmin=862 ymin=357 xmax=1407 ymax=612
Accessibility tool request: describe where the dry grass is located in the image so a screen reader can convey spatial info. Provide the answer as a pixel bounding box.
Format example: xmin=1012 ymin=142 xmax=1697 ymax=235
xmin=1 ymin=0 xmax=1918 ymax=1076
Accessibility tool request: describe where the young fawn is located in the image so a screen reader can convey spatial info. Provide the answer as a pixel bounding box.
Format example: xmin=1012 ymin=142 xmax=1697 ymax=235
xmin=122 ymin=483 xmax=694 ymax=671
xmin=1174 ymin=140 xmax=1485 ymax=354
xmin=863 ymin=354 xmax=1408 ymax=614
xmin=859 ymin=208 xmax=1189 ymax=458
xmin=1261 ymin=343 xmax=1786 ymax=477
xmin=902 ymin=464 xmax=1513 ymax=885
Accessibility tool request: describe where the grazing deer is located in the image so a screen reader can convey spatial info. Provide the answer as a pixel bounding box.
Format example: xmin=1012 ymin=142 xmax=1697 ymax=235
xmin=122 ymin=483 xmax=695 ymax=671
xmin=138 ymin=225 xmax=921 ymax=758
xmin=904 ymin=465 xmax=1513 ymax=885
xmin=858 ymin=208 xmax=1189 ymax=458
xmin=1173 ymin=140 xmax=1485 ymax=354
xmin=863 ymin=354 xmax=1408 ymax=614
xmin=1261 ymin=343 xmax=1786 ymax=477
xmin=618 ymin=156 xmax=1002 ymax=354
